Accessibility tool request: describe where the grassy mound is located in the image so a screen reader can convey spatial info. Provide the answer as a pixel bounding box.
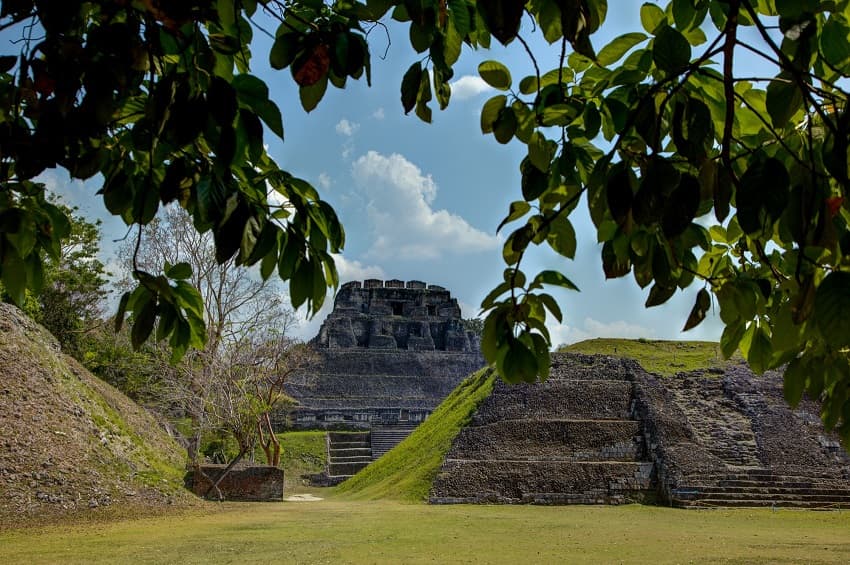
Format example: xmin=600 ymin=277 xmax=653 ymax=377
xmin=0 ymin=303 xmax=194 ymax=526
xmin=560 ymin=338 xmax=740 ymax=376
xmin=335 ymin=367 xmax=495 ymax=502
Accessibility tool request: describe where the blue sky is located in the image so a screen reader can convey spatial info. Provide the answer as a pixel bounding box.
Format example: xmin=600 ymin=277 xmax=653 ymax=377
xmin=37 ymin=4 xmax=778 ymax=345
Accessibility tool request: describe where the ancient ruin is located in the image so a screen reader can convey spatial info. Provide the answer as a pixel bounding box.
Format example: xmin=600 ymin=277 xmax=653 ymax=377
xmin=282 ymin=280 xmax=484 ymax=481
xmin=430 ymin=353 xmax=850 ymax=508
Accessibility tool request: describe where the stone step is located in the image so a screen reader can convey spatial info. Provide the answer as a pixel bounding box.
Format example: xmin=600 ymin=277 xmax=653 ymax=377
xmin=328 ymin=462 xmax=370 ymax=476
xmin=672 ymin=498 xmax=850 ymax=509
xmin=448 ymin=419 xmax=643 ymax=462
xmin=329 ymin=447 xmax=372 ymax=457
xmin=371 ymin=425 xmax=417 ymax=458
xmin=329 ymin=456 xmax=373 ymax=464
xmin=431 ymin=460 xmax=655 ymax=504
xmin=472 ymin=380 xmax=634 ymax=424
xmin=673 ymin=490 xmax=850 ymax=503
xmin=328 ymin=432 xmax=370 ymax=443
xmin=676 ymin=485 xmax=850 ymax=497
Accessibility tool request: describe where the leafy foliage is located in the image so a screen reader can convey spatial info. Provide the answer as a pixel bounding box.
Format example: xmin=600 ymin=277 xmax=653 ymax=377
xmin=3 ymin=1 xmax=850 ymax=444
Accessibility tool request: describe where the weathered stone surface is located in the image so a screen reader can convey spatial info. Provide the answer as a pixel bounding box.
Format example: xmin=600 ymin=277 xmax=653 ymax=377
xmin=312 ymin=280 xmax=478 ymax=352
xmin=634 ymin=362 xmax=850 ymax=507
xmin=191 ymin=466 xmax=283 ymax=501
xmin=431 ymin=352 xmax=850 ymax=508
xmin=431 ymin=354 xmax=655 ymax=505
xmin=282 ymin=281 xmax=484 ymax=436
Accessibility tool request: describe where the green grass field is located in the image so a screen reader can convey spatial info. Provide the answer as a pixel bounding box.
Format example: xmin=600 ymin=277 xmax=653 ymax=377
xmin=2 ymin=498 xmax=849 ymax=564
xmin=561 ymin=338 xmax=741 ymax=376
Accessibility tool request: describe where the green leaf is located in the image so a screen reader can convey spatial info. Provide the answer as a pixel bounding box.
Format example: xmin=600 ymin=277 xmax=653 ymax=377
xmin=299 ymin=73 xmax=329 ymax=112
xmin=166 ymin=262 xmax=192 ymax=280
xmin=531 ymin=269 xmax=579 ymax=291
xmin=814 ymin=271 xmax=850 ymax=348
xmin=415 ymin=67 xmax=433 ymax=123
xmin=720 ymin=322 xmax=745 ymax=358
xmin=662 ymin=175 xmax=700 ymax=237
xmin=536 ymin=0 xmax=563 ymax=44
xmin=742 ymin=324 xmax=772 ymax=374
xmin=783 ymin=357 xmax=806 ymax=408
xmin=597 ymin=32 xmax=648 ymax=67
xmin=683 ymin=288 xmax=711 ymax=331
xmin=737 ymin=157 xmax=790 ymax=234
xmin=652 ymin=26 xmax=691 ymax=74
xmin=646 ymin=283 xmax=676 ymax=307
xmin=528 ymin=132 xmax=551 ymax=172
xmin=493 ymin=107 xmax=517 ymax=143
xmin=672 ymin=0 xmax=698 ymax=30
xmin=114 ymin=291 xmax=130 ymax=333
xmin=497 ymin=201 xmax=531 ymax=232
xmin=538 ymin=292 xmax=563 ymax=323
xmin=520 ymin=157 xmax=548 ymax=201
xmin=130 ymin=292 xmax=157 ymax=349
xmin=480 ymin=94 xmax=507 ymax=134
xmin=479 ymin=0 xmax=524 ymax=45
xmin=640 ymin=2 xmax=666 ymax=34
xmin=821 ymin=16 xmax=850 ymax=73
xmin=290 ymin=258 xmax=312 ymax=309
xmin=270 ymin=33 xmax=300 ymax=69
xmin=478 ymin=60 xmax=512 ymax=90
xmin=547 ymin=218 xmax=577 ymax=259
xmin=401 ymin=62 xmax=421 ymax=114
xmin=501 ymin=338 xmax=539 ymax=383
xmin=1 ymin=248 xmax=25 ymax=305
xmin=765 ymin=71 xmax=804 ymax=128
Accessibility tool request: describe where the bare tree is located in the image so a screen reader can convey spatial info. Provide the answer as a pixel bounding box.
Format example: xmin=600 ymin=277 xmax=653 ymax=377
xmin=118 ymin=206 xmax=300 ymax=466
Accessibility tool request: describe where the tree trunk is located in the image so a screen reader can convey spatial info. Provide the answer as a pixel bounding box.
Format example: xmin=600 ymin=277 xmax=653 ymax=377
xmin=203 ymin=448 xmax=246 ymax=500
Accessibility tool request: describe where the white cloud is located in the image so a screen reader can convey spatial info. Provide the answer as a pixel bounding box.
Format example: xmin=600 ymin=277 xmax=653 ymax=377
xmin=450 ymin=75 xmax=493 ymax=100
xmin=547 ymin=317 xmax=656 ymax=348
xmin=332 ymin=254 xmax=385 ymax=282
xmin=342 ymin=139 xmax=355 ymax=160
xmin=351 ymin=151 xmax=499 ymax=259
xmin=335 ymin=118 xmax=359 ymax=136
xmin=372 ymin=107 xmax=385 ymax=120
xmin=317 ymin=172 xmax=332 ymax=190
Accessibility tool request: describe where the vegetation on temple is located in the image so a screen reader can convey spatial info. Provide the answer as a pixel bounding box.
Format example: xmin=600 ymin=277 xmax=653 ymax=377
xmin=2 ymin=1 xmax=850 ymax=441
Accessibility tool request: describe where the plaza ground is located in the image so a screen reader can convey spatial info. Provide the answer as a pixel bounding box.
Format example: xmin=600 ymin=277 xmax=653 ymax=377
xmin=2 ymin=495 xmax=849 ymax=564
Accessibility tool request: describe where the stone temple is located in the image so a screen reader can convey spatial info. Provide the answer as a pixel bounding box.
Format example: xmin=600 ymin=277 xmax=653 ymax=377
xmin=281 ymin=280 xmax=484 ymax=480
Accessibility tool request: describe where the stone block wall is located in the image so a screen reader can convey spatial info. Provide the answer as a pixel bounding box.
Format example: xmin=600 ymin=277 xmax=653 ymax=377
xmin=191 ymin=466 xmax=284 ymax=501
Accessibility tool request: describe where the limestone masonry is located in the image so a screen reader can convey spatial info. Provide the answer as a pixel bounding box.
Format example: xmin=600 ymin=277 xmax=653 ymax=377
xmin=282 ymin=280 xmax=484 ymax=479
xmin=313 ymin=279 xmax=479 ymax=352
xmin=430 ymin=353 xmax=850 ymax=508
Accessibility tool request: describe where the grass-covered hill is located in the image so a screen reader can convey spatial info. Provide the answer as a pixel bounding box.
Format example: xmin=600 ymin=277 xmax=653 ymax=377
xmin=560 ymin=338 xmax=741 ymax=376
xmin=0 ymin=303 xmax=196 ymax=526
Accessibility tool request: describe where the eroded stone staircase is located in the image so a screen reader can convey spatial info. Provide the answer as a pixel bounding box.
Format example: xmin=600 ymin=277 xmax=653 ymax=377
xmin=326 ymin=431 xmax=372 ymax=484
xmin=430 ymin=354 xmax=655 ymax=504
xmin=670 ymin=469 xmax=850 ymax=508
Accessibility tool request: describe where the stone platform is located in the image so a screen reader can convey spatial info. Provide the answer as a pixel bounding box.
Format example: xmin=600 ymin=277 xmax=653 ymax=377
xmin=430 ymin=353 xmax=850 ymax=508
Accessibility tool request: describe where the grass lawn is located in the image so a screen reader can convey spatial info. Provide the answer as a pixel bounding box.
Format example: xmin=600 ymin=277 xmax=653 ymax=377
xmin=561 ymin=338 xmax=741 ymax=376
xmin=2 ymin=497 xmax=849 ymax=564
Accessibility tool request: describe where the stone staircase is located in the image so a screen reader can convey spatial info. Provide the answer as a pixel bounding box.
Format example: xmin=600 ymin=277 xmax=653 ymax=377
xmin=665 ymin=378 xmax=762 ymax=467
xmin=326 ymin=431 xmax=372 ymax=484
xmin=430 ymin=354 xmax=656 ymax=504
xmin=371 ymin=423 xmax=417 ymax=459
xmin=670 ymin=469 xmax=850 ymax=508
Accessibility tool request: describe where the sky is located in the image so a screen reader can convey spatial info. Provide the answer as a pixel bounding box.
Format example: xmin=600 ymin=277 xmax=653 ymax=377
xmin=33 ymin=4 xmax=776 ymax=346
